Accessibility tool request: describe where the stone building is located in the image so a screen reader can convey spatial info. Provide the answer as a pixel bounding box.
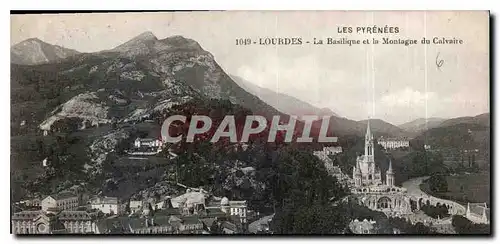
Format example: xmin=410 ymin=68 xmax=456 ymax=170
xmin=313 ymin=146 xmax=343 ymax=159
xmin=349 ymin=219 xmax=377 ymax=234
xmin=129 ymin=200 xmax=143 ymax=214
xmin=378 ymin=137 xmax=410 ymax=150
xmin=11 ymin=209 xmax=98 ymax=234
xmin=41 ymin=192 xmax=79 ymax=211
xmin=90 ymin=197 xmax=120 ymax=215
xmin=17 ymin=198 xmax=41 ymax=208
xmin=134 ymin=138 xmax=163 ymax=149
xmin=220 ymin=198 xmax=248 ymax=223
xmin=127 ymin=215 xmax=204 ymax=234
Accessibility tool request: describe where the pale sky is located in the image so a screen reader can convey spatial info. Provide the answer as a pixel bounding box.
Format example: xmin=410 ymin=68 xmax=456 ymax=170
xmin=11 ymin=11 xmax=490 ymax=125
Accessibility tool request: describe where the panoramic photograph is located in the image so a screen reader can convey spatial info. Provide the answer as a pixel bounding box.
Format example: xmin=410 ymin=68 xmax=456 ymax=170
xmin=10 ymin=11 xmax=490 ymax=235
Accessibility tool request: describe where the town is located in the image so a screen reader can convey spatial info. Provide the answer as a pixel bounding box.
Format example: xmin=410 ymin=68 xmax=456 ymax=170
xmin=11 ymin=121 xmax=490 ymax=234
xmin=10 ymin=11 xmax=490 ymax=236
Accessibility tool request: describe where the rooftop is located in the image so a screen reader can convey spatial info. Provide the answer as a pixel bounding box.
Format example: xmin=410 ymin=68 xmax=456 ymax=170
xmin=221 ymin=221 xmax=238 ymax=232
xmin=50 ymin=191 xmax=77 ymax=200
xmin=378 ymin=137 xmax=409 ymax=141
xmin=229 ymin=200 xmax=247 ymax=207
xmin=171 ymin=191 xmax=206 ymax=208
xmin=135 ymin=138 xmax=160 ymax=142
xmin=97 ymin=217 xmax=134 ymax=234
xmin=91 ymin=196 xmax=119 ymax=205
xmin=58 ymin=211 xmax=92 ymax=221
xmin=205 ymin=208 xmax=227 ymax=218
xmin=12 ymin=210 xmax=43 ymax=220
xmin=154 ymin=208 xmax=181 ymax=216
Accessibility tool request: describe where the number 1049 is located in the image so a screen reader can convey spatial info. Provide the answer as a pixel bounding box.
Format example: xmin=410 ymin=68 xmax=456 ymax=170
xmin=236 ymin=38 xmax=252 ymax=45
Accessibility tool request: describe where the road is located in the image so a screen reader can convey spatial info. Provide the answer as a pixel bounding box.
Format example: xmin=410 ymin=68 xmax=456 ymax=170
xmin=401 ymin=176 xmax=466 ymax=215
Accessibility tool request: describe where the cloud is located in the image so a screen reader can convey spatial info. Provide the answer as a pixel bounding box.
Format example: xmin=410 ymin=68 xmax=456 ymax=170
xmin=380 ymin=87 xmax=436 ymax=108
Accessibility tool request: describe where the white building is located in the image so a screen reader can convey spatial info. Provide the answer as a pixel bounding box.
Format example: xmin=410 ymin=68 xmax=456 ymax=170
xmin=134 ymin=138 xmax=163 ymax=148
xmin=221 ymin=198 xmax=248 ymax=223
xmin=378 ymin=137 xmax=410 ymax=150
xmin=466 ymin=202 xmax=490 ymax=224
xmin=90 ymin=197 xmax=120 ymax=215
xmin=170 ymin=189 xmax=207 ymax=209
xmin=17 ymin=198 xmax=41 ymax=207
xmin=349 ymin=219 xmax=377 ymax=234
xmin=129 ymin=200 xmax=143 ymax=214
xmin=41 ymin=192 xmax=79 ymax=211
xmin=320 ymin=146 xmax=343 ymax=155
xmin=313 ymin=146 xmax=343 ymax=160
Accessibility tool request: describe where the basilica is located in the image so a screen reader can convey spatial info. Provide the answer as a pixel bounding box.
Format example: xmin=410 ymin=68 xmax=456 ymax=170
xmin=351 ymin=120 xmax=412 ymax=216
xmin=352 ymin=120 xmax=384 ymax=187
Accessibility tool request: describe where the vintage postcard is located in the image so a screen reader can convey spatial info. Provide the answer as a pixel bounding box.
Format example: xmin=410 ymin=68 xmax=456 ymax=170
xmin=10 ymin=11 xmax=490 ymax=235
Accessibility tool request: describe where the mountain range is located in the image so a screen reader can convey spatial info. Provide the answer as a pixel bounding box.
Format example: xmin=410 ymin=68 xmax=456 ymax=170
xmin=231 ymin=75 xmax=339 ymax=118
xmin=398 ymin=117 xmax=446 ymax=134
xmin=12 ymin=33 xmax=288 ymax=135
xmin=10 ymin=32 xmax=490 ymax=203
xmin=11 ymin=38 xmax=80 ymax=65
xmin=11 ymin=33 xmax=490 ymax=141
xmin=411 ymin=113 xmax=490 ymax=154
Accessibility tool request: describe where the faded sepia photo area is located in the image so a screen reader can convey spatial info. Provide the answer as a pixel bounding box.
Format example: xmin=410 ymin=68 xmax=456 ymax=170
xmin=10 ymin=11 xmax=490 ymax=235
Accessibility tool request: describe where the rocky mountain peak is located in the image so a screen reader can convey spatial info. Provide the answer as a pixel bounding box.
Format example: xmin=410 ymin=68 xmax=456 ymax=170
xmin=22 ymin=37 xmax=42 ymax=44
xmin=159 ymin=35 xmax=203 ymax=50
xmin=109 ymin=33 xmax=206 ymax=58
xmin=11 ymin=37 xmax=80 ymax=65
xmin=12 ymin=37 xmax=46 ymax=50
xmin=110 ymin=31 xmax=158 ymax=54
xmin=131 ymin=31 xmax=158 ymax=42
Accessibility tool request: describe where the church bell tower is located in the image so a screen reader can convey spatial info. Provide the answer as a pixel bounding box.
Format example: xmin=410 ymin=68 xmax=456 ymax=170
xmin=364 ymin=119 xmax=374 ymax=162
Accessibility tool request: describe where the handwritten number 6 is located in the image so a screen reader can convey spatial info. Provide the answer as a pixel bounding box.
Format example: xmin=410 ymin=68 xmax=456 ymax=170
xmin=436 ymin=52 xmax=444 ymax=70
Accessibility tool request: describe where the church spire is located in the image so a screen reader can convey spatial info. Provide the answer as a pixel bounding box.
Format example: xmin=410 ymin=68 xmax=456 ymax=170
xmin=364 ymin=118 xmax=374 ymax=158
xmin=387 ymin=159 xmax=393 ymax=174
xmin=365 ymin=118 xmax=370 ymax=137
xmin=365 ymin=118 xmax=373 ymax=141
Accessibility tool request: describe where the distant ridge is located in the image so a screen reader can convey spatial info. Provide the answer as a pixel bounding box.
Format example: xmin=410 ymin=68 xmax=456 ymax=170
xmin=398 ymin=117 xmax=446 ymax=134
xmin=358 ymin=119 xmax=408 ymax=138
xmin=231 ymin=75 xmax=339 ymax=118
xmin=11 ymin=38 xmax=80 ymax=65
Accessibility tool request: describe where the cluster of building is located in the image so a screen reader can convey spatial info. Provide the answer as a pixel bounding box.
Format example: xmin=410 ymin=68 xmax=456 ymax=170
xmin=101 ymin=189 xmax=250 ymax=234
xmin=377 ymin=137 xmax=410 ymax=150
xmin=12 ymin=187 xmax=251 ymax=234
xmin=12 ymin=191 xmax=97 ymax=234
